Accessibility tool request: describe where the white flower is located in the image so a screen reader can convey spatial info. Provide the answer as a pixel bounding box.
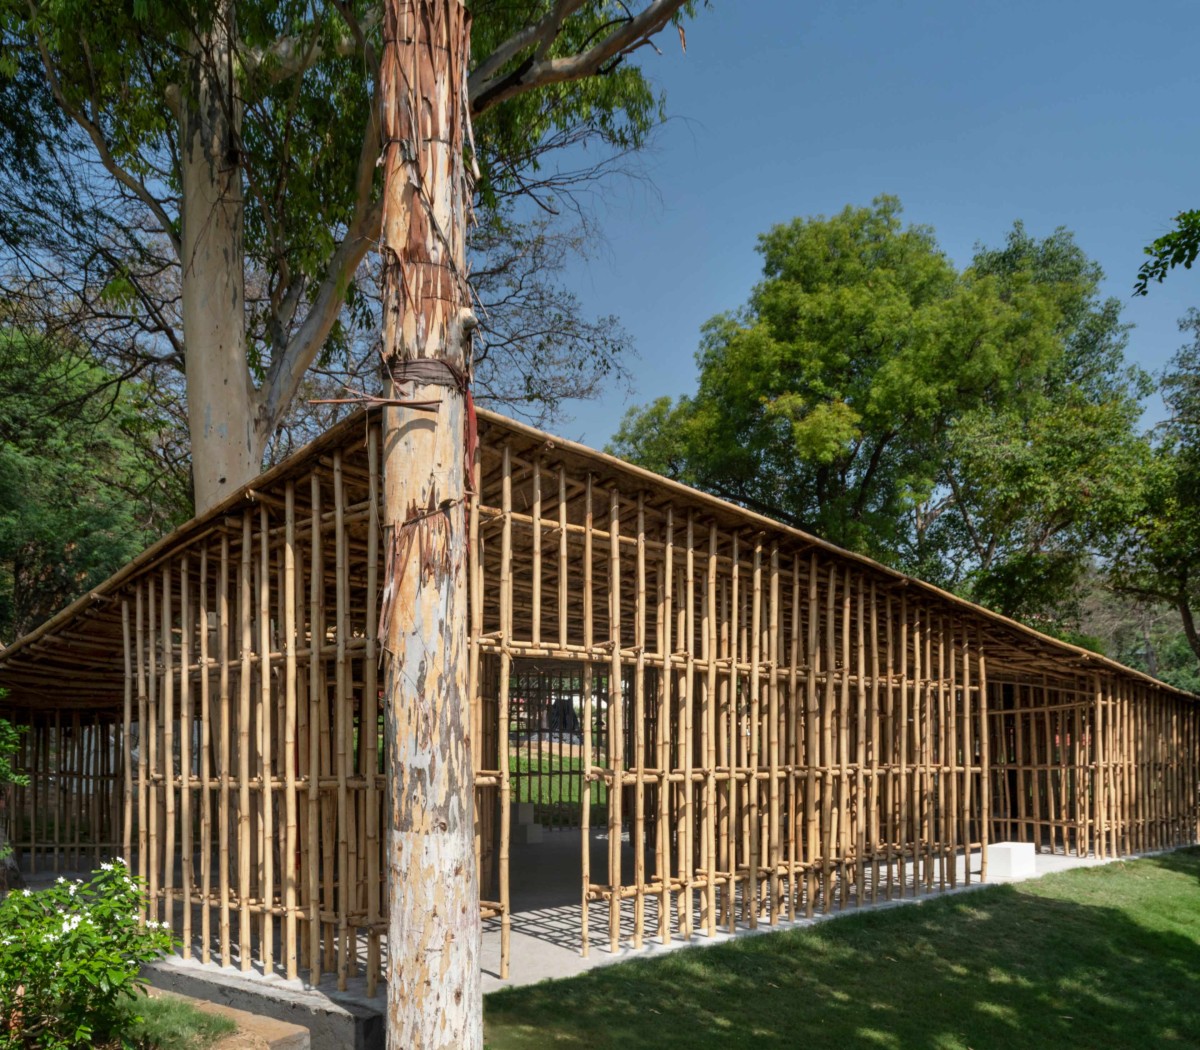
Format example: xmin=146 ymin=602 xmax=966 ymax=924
xmin=68 ymin=883 xmax=77 ymax=896
xmin=56 ymin=877 xmax=65 ymax=885
xmin=21 ymin=890 xmax=30 ymax=898
xmin=100 ymin=862 xmax=113 ymax=872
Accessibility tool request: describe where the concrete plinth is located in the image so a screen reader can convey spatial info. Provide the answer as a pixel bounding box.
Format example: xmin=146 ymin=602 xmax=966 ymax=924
xmin=987 ymin=841 xmax=1036 ymax=878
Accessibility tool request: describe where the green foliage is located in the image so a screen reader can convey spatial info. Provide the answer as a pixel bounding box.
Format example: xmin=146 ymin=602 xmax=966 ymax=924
xmin=1135 ymin=209 xmax=1200 ymax=295
xmin=612 ymin=200 xmax=1148 ymax=629
xmin=0 ymin=717 xmax=25 ymax=790
xmin=0 ymin=860 xmax=174 ymax=1050
xmin=1109 ymin=310 xmax=1200 ymax=673
xmin=0 ymin=330 xmax=189 ymax=642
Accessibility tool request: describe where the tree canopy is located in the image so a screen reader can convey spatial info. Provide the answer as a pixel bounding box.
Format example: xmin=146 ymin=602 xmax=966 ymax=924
xmin=611 ymin=198 xmax=1149 ymax=628
xmin=0 ymin=0 xmax=703 ymax=509
xmin=1110 ymin=309 xmax=1200 ymax=662
xmin=0 ymin=329 xmax=187 ymax=642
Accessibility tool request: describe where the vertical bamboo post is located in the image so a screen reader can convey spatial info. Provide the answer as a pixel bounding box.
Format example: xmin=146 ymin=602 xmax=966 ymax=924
xmin=283 ymin=482 xmax=300 ymax=981
xmin=961 ymin=629 xmax=973 ymax=884
xmin=658 ymin=507 xmax=674 ymax=944
xmin=868 ymin=580 xmax=880 ymax=904
xmin=854 ymin=575 xmax=866 ymax=905
xmin=147 ymin=583 xmax=158 ymax=917
xmin=364 ymin=431 xmax=381 ymax=994
xmin=634 ymin=494 xmax=648 ymax=947
xmin=838 ymin=567 xmax=851 ymax=908
xmin=704 ymin=522 xmax=719 ymax=936
xmin=257 ymin=507 xmax=274 ymax=976
xmin=767 ymin=545 xmax=781 ymax=922
xmin=199 ymin=548 xmax=213 ymax=965
xmin=122 ymin=600 xmax=133 ymax=865
xmin=333 ymin=452 xmax=350 ymax=988
xmin=804 ymin=553 xmax=819 ymax=916
xmin=680 ymin=512 xmax=694 ymax=940
xmin=580 ymin=473 xmax=594 ymax=957
xmin=748 ymin=537 xmax=762 ymax=926
xmin=786 ymin=557 xmax=801 ymax=919
xmin=238 ymin=511 xmax=253 ymax=969
xmin=497 ymin=446 xmax=513 ymax=977
xmin=218 ymin=535 xmax=232 ymax=967
xmin=307 ymin=474 xmax=323 ymax=982
xmin=180 ymin=557 xmax=193 ymax=957
xmin=608 ymin=488 xmax=624 ymax=954
xmin=162 ymin=565 xmax=177 ymax=930
xmin=978 ymin=632 xmax=990 ymax=881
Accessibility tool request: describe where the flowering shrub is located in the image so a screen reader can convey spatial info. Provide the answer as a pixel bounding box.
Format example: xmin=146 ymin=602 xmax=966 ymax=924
xmin=0 ymin=860 xmax=174 ymax=1049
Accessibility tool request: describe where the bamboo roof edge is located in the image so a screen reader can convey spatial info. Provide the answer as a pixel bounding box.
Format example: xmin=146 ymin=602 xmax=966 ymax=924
xmin=1 ymin=404 xmax=1193 ymax=704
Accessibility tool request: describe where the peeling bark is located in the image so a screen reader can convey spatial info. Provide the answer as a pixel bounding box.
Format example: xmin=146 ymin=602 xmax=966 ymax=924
xmin=379 ymin=3 xmax=480 ymax=1047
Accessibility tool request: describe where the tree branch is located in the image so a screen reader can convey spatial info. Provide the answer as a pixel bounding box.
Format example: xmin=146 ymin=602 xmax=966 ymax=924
xmin=29 ymin=16 xmax=181 ymax=258
xmin=239 ymin=6 xmax=381 ymax=85
xmin=469 ymin=0 xmax=689 ymax=116
xmin=262 ymin=102 xmax=382 ymax=430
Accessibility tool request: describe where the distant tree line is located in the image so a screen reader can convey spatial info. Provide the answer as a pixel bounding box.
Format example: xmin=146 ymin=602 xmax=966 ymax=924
xmin=611 ymin=197 xmax=1200 ymax=691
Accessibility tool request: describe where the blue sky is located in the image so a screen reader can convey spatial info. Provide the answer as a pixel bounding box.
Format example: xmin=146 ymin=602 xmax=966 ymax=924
xmin=536 ymin=0 xmax=1200 ymax=448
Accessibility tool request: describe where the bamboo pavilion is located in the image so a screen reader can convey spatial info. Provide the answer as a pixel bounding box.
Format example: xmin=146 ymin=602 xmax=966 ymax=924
xmin=0 ymin=407 xmax=1196 ymax=992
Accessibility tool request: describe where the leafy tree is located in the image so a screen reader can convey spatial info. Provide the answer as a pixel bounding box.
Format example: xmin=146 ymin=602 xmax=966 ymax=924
xmin=918 ymin=225 xmax=1150 ymax=622
xmin=1110 ymin=310 xmax=1200 ymax=667
xmin=1135 ymin=209 xmax=1200 ymax=295
xmin=612 ymin=200 xmax=1148 ymax=627
xmin=0 ymin=329 xmax=186 ymax=642
xmin=0 ymin=0 xmax=704 ymax=511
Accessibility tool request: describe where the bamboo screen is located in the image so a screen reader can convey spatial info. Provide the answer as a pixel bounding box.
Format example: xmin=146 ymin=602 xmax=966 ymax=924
xmin=0 ymin=408 xmax=1197 ymax=997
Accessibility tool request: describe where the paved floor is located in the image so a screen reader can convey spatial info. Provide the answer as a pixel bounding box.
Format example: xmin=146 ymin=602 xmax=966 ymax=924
xmin=479 ymin=828 xmax=1117 ymax=993
xmin=22 ymin=833 xmax=1142 ymax=1013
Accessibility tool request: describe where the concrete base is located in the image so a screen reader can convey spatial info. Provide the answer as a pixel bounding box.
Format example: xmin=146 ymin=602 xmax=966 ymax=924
xmin=987 ymin=841 xmax=1037 ymax=878
xmin=145 ymin=957 xmax=384 ymax=1050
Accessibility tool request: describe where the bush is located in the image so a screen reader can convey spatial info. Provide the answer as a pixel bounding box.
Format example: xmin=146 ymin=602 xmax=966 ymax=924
xmin=0 ymin=860 xmax=174 ymax=1049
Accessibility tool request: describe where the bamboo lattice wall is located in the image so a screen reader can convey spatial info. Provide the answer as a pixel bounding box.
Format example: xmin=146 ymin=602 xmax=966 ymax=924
xmin=1 ymin=408 xmax=1197 ymax=994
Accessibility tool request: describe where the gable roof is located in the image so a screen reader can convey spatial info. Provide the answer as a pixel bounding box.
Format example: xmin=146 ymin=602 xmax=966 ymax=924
xmin=0 ymin=406 xmax=1190 ymax=710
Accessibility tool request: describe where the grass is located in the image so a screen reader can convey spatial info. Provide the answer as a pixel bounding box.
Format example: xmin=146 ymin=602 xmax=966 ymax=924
xmin=484 ymin=848 xmax=1200 ymax=1049
xmin=510 ymin=756 xmax=608 ymax=809
xmin=120 ymin=992 xmax=237 ymax=1050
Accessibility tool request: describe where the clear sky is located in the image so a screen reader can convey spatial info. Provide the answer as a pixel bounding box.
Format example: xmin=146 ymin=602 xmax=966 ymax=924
xmin=536 ymin=0 xmax=1200 ymax=448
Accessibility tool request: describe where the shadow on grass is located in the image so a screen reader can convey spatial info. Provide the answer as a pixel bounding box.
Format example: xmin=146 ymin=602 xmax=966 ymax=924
xmin=486 ymin=849 xmax=1200 ymax=1050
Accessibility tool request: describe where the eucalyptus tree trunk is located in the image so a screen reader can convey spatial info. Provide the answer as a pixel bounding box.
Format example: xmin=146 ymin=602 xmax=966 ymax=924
xmin=379 ymin=2 xmax=480 ymax=1047
xmin=179 ymin=0 xmax=261 ymax=513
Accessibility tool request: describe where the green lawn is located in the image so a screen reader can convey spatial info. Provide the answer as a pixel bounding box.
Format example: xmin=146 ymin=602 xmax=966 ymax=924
xmin=485 ymin=849 xmax=1200 ymax=1049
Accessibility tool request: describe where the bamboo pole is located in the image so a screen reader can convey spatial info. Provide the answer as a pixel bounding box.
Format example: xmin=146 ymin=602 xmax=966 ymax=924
xmin=499 ymin=445 xmax=513 ymax=977
xmin=307 ymin=474 xmax=323 ymax=982
xmin=704 ymin=522 xmax=719 ymax=936
xmin=283 ymin=482 xmax=300 ymax=981
xmin=978 ymin=633 xmax=990 ymax=881
xmin=238 ymin=512 xmax=253 ymax=969
xmin=363 ymin=431 xmax=381 ymax=994
xmin=680 ymin=512 xmax=694 ymax=940
xmin=658 ymin=507 xmax=673 ymax=945
xmin=634 ymin=494 xmax=648 ymax=948
xmin=804 ymin=553 xmax=818 ymax=916
xmin=122 ymin=600 xmax=133 ymax=865
xmin=180 ymin=556 xmax=193 ymax=957
xmin=786 ymin=556 xmax=801 ymax=919
xmin=199 ymin=548 xmax=213 ymax=965
xmin=608 ymin=488 xmax=624 ymax=953
xmin=218 ymin=534 xmax=232 ymax=967
xmin=580 ymin=473 xmax=593 ymax=957
xmin=333 ymin=451 xmax=350 ymax=989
